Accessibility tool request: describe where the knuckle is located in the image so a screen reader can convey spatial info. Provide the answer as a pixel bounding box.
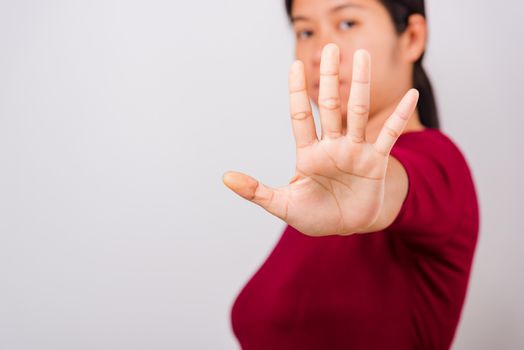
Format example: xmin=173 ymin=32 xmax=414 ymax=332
xmin=349 ymin=104 xmax=369 ymax=116
xmin=350 ymin=134 xmax=365 ymax=143
xmin=320 ymin=70 xmax=338 ymax=76
xmin=349 ymin=128 xmax=365 ymax=143
xmin=384 ymin=125 xmax=400 ymax=139
xmin=394 ymin=111 xmax=409 ymax=121
xmin=319 ymin=97 xmax=341 ymax=110
xmin=291 ymin=110 xmax=312 ymax=120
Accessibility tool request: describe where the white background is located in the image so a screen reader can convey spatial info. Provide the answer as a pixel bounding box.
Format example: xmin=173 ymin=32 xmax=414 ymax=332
xmin=0 ymin=0 xmax=522 ymax=349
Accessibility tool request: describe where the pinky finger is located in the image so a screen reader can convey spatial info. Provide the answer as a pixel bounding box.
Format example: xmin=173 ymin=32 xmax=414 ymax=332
xmin=373 ymin=89 xmax=419 ymax=156
xmin=222 ymin=171 xmax=289 ymax=221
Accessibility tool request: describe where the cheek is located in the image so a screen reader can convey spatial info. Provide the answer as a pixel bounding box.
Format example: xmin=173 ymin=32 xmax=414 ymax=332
xmin=369 ymin=55 xmax=395 ymax=104
xmin=295 ymin=46 xmax=312 ymax=70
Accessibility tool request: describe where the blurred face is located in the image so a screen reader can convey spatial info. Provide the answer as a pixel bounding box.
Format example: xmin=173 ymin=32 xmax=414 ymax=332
xmin=291 ymin=0 xmax=413 ymax=128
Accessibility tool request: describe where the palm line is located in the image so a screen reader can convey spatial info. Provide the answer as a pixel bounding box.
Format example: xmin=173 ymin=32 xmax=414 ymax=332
xmin=317 ymin=141 xmax=384 ymax=181
xmin=306 ymin=175 xmax=345 ymax=233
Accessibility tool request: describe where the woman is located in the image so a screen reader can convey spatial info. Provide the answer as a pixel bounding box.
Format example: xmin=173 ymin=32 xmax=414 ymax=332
xmin=222 ymin=0 xmax=479 ymax=349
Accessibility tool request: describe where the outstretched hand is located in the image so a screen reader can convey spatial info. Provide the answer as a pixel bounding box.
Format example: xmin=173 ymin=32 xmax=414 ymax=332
xmin=222 ymin=43 xmax=419 ymax=237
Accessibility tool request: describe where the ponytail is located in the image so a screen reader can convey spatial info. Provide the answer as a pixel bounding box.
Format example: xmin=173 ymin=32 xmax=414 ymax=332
xmin=378 ymin=0 xmax=440 ymax=129
xmin=413 ymin=59 xmax=440 ymax=129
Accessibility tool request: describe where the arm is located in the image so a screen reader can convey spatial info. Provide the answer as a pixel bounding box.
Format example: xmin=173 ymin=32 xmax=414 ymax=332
xmin=223 ymin=44 xmax=420 ymax=237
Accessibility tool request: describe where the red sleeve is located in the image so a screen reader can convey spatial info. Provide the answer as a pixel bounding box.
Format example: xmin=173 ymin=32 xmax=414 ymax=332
xmin=385 ymin=130 xmax=473 ymax=250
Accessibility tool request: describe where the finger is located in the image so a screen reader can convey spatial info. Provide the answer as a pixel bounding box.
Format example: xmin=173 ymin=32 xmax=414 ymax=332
xmin=318 ymin=43 xmax=342 ymax=139
xmin=373 ymin=89 xmax=419 ymax=156
xmin=346 ymin=49 xmax=371 ymax=143
xmin=222 ymin=171 xmax=289 ymax=221
xmin=289 ymin=60 xmax=318 ymax=148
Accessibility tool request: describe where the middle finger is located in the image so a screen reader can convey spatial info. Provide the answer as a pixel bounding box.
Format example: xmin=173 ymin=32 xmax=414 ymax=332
xmin=318 ymin=43 xmax=343 ymax=139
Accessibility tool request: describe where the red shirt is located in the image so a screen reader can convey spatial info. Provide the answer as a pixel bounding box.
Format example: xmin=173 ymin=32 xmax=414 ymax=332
xmin=230 ymin=128 xmax=480 ymax=350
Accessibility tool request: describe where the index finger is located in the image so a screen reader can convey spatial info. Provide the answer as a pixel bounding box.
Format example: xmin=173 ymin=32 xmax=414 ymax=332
xmin=373 ymin=89 xmax=419 ymax=156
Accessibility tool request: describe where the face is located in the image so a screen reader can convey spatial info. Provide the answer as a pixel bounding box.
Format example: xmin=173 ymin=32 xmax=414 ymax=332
xmin=291 ymin=0 xmax=413 ymax=126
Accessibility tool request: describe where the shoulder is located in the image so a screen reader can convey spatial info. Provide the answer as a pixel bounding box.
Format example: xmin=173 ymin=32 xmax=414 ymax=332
xmin=394 ymin=127 xmax=461 ymax=154
xmin=391 ymin=127 xmax=472 ymax=177
xmin=386 ymin=127 xmax=479 ymax=246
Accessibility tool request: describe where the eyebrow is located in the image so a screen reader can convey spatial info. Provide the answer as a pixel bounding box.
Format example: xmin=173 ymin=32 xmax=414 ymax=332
xmin=291 ymin=3 xmax=365 ymax=23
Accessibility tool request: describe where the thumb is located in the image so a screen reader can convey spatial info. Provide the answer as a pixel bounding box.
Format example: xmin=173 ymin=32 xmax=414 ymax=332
xmin=222 ymin=171 xmax=288 ymax=221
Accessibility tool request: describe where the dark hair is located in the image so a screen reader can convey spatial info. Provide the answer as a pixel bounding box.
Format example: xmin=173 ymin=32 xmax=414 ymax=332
xmin=284 ymin=0 xmax=440 ymax=129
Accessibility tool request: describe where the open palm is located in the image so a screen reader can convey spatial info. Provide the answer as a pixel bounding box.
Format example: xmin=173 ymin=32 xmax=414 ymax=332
xmin=223 ymin=43 xmax=419 ymax=237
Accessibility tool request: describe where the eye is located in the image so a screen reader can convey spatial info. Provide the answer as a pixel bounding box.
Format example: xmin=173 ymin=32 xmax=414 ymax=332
xmin=339 ymin=20 xmax=356 ymax=30
xmin=296 ymin=30 xmax=313 ymax=40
